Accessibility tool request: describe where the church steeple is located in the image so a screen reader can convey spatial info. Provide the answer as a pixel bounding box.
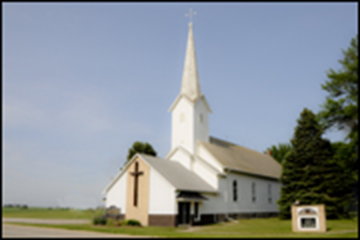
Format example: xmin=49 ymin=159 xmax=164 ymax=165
xmin=180 ymin=22 xmax=201 ymax=101
xmin=167 ymin=12 xmax=212 ymax=159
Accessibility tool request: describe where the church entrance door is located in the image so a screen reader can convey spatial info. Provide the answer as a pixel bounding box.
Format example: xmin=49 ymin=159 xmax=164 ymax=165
xmin=177 ymin=202 xmax=190 ymax=225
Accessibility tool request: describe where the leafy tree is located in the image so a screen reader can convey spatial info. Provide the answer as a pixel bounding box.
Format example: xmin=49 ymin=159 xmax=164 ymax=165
xmin=317 ymin=35 xmax=358 ymax=172
xmin=317 ymin=35 xmax=358 ymax=212
xmin=126 ymin=141 xmax=157 ymax=162
xmin=278 ymin=108 xmax=351 ymax=219
xmin=265 ymin=143 xmax=292 ymax=164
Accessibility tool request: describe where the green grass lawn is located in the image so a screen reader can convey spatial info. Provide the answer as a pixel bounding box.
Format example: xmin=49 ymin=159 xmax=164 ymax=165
xmin=3 ymin=207 xmax=358 ymax=238
xmin=6 ymin=220 xmax=358 ymax=238
xmin=2 ymin=207 xmax=98 ymax=219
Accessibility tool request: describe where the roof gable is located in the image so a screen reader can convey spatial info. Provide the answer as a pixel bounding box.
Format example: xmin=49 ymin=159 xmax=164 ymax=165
xmin=102 ymin=154 xmax=147 ymax=194
xmin=165 ymin=145 xmax=193 ymax=160
xmin=103 ymin=153 xmax=217 ymax=194
xmin=168 ymin=94 xmax=212 ymax=113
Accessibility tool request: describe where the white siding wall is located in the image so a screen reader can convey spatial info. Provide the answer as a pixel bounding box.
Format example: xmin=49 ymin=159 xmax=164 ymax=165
xmin=225 ymin=172 xmax=281 ymax=213
xmin=171 ymin=97 xmax=210 ymax=155
xmin=197 ymin=173 xmax=281 ymax=216
xmin=199 ymin=177 xmax=229 ymax=214
xmin=148 ymin=168 xmax=177 ymax=214
xmin=105 ymin=173 xmax=127 ymax=214
xmin=171 ymin=97 xmax=194 ymax=154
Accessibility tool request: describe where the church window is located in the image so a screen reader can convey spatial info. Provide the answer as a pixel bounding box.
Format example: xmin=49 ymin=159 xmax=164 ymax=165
xmin=199 ymin=114 xmax=203 ymax=123
xmin=252 ymin=182 xmax=256 ymax=203
xmin=268 ymin=184 xmax=272 ymax=204
xmin=233 ymin=180 xmax=237 ymax=202
xmin=180 ymin=113 xmax=185 ymax=122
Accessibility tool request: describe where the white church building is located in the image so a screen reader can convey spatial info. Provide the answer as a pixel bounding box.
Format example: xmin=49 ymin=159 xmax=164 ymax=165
xmin=103 ymin=21 xmax=282 ymax=227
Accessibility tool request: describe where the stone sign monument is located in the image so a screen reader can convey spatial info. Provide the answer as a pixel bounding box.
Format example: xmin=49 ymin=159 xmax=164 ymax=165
xmin=291 ymin=204 xmax=326 ymax=232
xmin=105 ymin=206 xmax=121 ymax=220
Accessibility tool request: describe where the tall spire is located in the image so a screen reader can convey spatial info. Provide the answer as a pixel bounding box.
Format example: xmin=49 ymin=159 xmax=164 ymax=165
xmin=180 ymin=22 xmax=201 ymax=101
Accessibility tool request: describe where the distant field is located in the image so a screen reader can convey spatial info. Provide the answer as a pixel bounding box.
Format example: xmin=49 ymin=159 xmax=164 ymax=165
xmin=2 ymin=207 xmax=100 ymax=219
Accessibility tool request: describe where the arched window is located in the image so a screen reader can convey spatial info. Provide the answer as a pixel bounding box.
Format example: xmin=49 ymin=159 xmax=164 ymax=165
xmin=233 ymin=180 xmax=237 ymax=202
xmin=268 ymin=184 xmax=272 ymax=204
xmin=252 ymin=182 xmax=256 ymax=203
xmin=180 ymin=113 xmax=185 ymax=122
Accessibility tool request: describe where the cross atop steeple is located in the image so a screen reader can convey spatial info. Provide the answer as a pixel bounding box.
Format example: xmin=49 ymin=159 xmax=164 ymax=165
xmin=185 ymin=8 xmax=196 ymax=23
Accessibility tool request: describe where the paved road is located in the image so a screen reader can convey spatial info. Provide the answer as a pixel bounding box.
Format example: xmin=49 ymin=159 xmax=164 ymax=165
xmin=3 ymin=218 xmax=90 ymax=225
xmin=2 ymin=224 xmax=156 ymax=238
xmin=2 ymin=218 xmax=155 ymax=238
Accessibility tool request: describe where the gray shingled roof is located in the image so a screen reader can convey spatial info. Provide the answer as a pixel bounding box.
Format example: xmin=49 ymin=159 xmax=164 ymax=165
xmin=139 ymin=154 xmax=217 ymax=193
xmin=198 ymin=136 xmax=282 ymax=180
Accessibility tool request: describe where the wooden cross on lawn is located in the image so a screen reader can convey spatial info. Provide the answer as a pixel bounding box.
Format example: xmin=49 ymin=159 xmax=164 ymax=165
xmin=130 ymin=162 xmax=143 ymax=207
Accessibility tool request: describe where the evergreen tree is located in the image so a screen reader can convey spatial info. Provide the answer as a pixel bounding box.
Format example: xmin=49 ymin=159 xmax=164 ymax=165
xmin=278 ymin=108 xmax=350 ymax=219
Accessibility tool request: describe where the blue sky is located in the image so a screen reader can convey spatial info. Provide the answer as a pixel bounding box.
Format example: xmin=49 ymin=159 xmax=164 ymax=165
xmin=3 ymin=3 xmax=358 ymax=209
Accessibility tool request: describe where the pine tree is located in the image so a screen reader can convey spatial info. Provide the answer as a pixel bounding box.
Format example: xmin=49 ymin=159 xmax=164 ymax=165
xmin=278 ymin=108 xmax=350 ymax=219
